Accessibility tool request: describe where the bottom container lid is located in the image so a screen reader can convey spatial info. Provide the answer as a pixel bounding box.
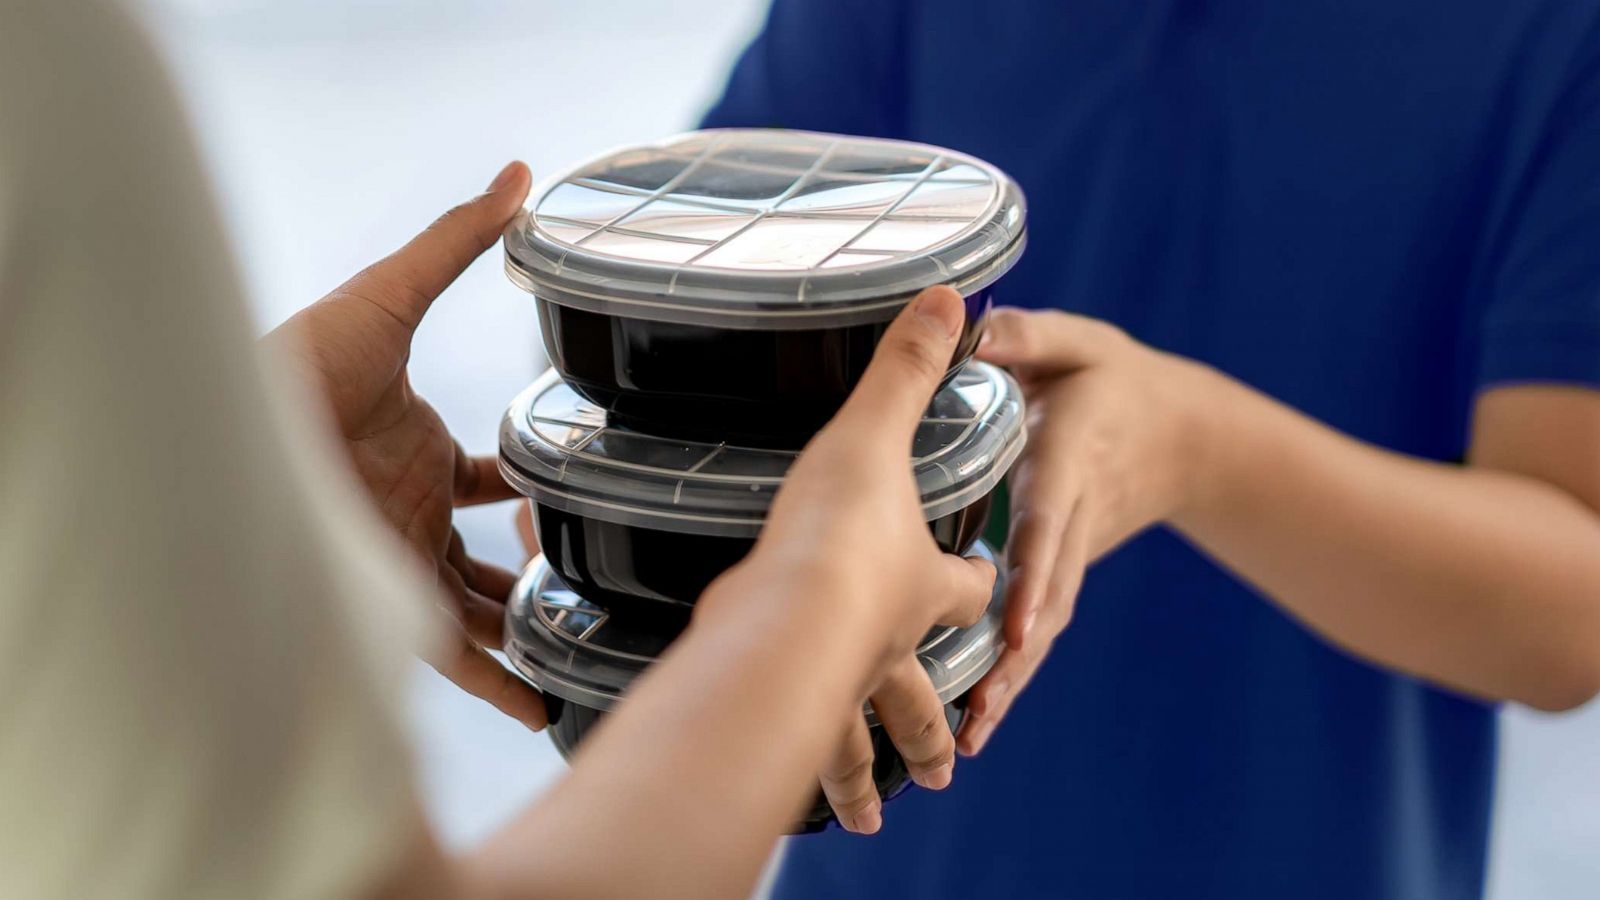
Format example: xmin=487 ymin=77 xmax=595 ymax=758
xmin=504 ymin=540 xmax=1008 ymax=716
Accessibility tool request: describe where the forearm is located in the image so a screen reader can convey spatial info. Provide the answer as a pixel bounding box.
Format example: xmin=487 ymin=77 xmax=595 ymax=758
xmin=1172 ymin=371 xmax=1600 ymax=710
xmin=464 ymin=573 xmax=878 ymax=900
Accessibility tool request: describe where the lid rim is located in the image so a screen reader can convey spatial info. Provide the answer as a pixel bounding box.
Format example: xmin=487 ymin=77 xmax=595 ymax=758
xmin=500 ymin=423 xmax=1027 ymax=537
xmin=504 ymin=542 xmax=1007 ymax=712
xmin=498 ymin=364 xmax=1027 ymax=538
xmin=506 ymin=227 xmax=1026 ymax=330
xmin=504 ymin=129 xmax=1028 ymax=330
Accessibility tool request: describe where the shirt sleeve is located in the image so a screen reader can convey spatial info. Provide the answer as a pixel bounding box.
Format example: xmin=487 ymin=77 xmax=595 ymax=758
xmin=1477 ymin=22 xmax=1600 ymax=390
xmin=0 ymin=3 xmax=437 ymax=899
xmin=700 ymin=0 xmax=909 ymax=136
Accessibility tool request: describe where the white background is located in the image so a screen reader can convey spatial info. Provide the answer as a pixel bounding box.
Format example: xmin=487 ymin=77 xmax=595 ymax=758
xmin=135 ymin=1 xmax=1599 ymax=896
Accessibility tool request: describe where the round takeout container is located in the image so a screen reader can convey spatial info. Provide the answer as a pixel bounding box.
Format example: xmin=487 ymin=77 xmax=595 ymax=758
xmin=504 ymin=541 xmax=1008 ymax=834
xmin=499 ymin=362 xmax=1026 ymax=621
xmin=503 ymin=128 xmax=1028 ymax=447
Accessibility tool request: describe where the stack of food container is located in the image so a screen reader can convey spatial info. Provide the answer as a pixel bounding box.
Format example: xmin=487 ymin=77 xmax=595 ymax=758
xmin=496 ymin=129 xmax=1028 ymax=831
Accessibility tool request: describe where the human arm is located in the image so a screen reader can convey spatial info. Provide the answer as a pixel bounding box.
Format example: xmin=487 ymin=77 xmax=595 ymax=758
xmin=264 ymin=165 xmax=546 ymax=730
xmin=958 ymin=32 xmax=1600 ymax=747
xmin=0 ymin=5 xmax=985 ymax=897
xmin=390 ymin=288 xmax=994 ymax=899
xmin=954 ymin=309 xmax=1600 ymax=755
xmin=1174 ymin=373 xmax=1600 ymax=712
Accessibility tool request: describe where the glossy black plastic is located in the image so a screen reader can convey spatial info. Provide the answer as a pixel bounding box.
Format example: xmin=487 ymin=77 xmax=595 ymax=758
xmin=543 ymin=686 xmax=969 ymax=834
xmin=533 ymin=488 xmax=992 ymax=620
xmin=537 ymin=286 xmax=994 ymax=448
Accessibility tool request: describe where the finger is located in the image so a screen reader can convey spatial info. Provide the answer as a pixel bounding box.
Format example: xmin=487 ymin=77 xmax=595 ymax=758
xmin=463 ymin=560 xmax=518 ymax=606
xmin=818 ymin=715 xmax=883 ymax=834
xmin=830 ymin=285 xmax=967 ymax=439
xmin=1040 ymin=501 xmax=1092 ymax=638
xmin=437 ymin=558 xmax=508 ymax=648
xmin=428 ymin=622 xmax=548 ymax=731
xmin=976 ymin=307 xmax=1123 ymax=373
xmin=870 ymin=657 xmax=956 ymax=791
xmin=455 ymin=446 xmax=519 ymax=507
xmin=955 ymin=643 xmax=1038 ymax=756
xmin=458 ymin=589 xmax=509 ymax=647
xmin=444 ymin=527 xmax=518 ymax=603
xmin=515 ymin=501 xmax=540 ymax=561
xmin=932 ymin=552 xmax=998 ymax=629
xmin=336 ymin=161 xmax=532 ymax=332
xmin=958 ymin=505 xmax=1090 ymax=756
xmin=1001 ymin=486 xmax=1070 ymax=650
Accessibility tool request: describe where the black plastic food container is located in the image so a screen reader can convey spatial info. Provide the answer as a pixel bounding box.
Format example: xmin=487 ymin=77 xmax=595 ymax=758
xmin=503 ymin=129 xmax=1027 ymax=447
xmin=503 ymin=542 xmax=1008 ymax=834
xmin=499 ymin=362 xmax=1026 ymax=621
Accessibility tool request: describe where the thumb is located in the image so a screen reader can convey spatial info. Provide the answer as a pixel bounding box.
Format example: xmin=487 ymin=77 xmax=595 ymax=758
xmin=976 ymin=307 xmax=1118 ymax=372
xmin=831 ymin=285 xmax=966 ymax=437
xmin=932 ymin=552 xmax=998 ymax=628
xmin=334 ymin=161 xmax=532 ymax=333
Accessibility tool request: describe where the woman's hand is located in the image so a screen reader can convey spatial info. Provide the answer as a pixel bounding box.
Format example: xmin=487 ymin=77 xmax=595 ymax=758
xmin=511 ymin=286 xmax=998 ymax=833
xmin=700 ymin=286 xmax=999 ymax=832
xmin=266 ymin=162 xmax=547 ymax=730
xmin=467 ymin=289 xmax=998 ymax=899
xmin=956 ymin=308 xmax=1220 ymax=754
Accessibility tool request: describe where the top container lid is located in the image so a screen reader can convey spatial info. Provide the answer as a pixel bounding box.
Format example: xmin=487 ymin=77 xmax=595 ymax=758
xmin=499 ymin=361 xmax=1026 ymax=538
xmin=504 ymin=540 xmax=1007 ymax=716
xmin=503 ymin=129 xmax=1027 ymax=329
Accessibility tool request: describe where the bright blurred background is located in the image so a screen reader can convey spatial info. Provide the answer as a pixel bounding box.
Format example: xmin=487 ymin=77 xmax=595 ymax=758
xmin=134 ymin=1 xmax=1598 ymax=896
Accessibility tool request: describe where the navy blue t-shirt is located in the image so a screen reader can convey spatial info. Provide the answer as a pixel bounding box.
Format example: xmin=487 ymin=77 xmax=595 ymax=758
xmin=704 ymin=2 xmax=1600 ymax=898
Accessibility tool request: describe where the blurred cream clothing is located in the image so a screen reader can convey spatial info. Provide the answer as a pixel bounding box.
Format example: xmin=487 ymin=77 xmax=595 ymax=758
xmin=0 ymin=1 xmax=439 ymax=898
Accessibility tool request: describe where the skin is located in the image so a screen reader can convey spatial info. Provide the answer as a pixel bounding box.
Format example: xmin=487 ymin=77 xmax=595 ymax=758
xmin=276 ymin=161 xmax=1600 ymax=899
xmin=956 ymin=308 xmax=1600 ymax=756
xmin=269 ymin=162 xmax=996 ymax=898
xmin=455 ymin=287 xmax=995 ymax=900
xmin=267 ymin=163 xmax=547 ymax=730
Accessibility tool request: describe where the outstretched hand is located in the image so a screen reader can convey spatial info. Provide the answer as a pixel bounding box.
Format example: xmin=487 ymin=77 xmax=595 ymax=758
xmin=956 ymin=308 xmax=1210 ymax=755
xmin=267 ymin=162 xmax=547 ymax=730
xmin=700 ymin=286 xmax=999 ymax=833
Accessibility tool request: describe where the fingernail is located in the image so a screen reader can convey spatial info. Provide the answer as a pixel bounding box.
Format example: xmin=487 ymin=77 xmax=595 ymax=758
xmin=966 ymin=719 xmax=996 ymax=754
xmin=854 ymin=806 xmax=882 ymax=834
xmin=1021 ymin=606 xmax=1038 ymax=641
xmin=487 ymin=161 xmax=520 ymax=192
xmin=914 ymin=287 xmax=963 ymax=339
xmin=914 ymin=763 xmax=954 ymax=791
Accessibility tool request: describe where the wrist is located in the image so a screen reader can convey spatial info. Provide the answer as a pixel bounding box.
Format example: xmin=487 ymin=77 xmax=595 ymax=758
xmin=694 ymin=556 xmax=866 ymax=637
xmin=1162 ymin=354 xmax=1238 ymax=527
xmin=693 ymin=554 xmax=886 ymax=674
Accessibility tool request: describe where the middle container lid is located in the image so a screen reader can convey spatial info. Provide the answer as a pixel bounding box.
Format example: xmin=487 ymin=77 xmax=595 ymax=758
xmin=499 ymin=361 xmax=1026 ymax=539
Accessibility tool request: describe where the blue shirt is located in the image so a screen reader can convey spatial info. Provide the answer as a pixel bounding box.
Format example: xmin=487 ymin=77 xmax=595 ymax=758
xmin=704 ymin=2 xmax=1600 ymax=898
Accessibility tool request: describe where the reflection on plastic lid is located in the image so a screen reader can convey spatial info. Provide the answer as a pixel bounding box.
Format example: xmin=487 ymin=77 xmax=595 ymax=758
xmin=498 ymin=362 xmax=1026 ymax=538
xmin=503 ymin=129 xmax=1027 ymax=328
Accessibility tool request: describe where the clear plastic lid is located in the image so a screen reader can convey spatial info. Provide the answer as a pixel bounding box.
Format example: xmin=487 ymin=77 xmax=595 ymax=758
xmin=504 ymin=541 xmax=1007 ymax=714
xmin=498 ymin=362 xmax=1025 ymax=538
xmin=503 ymin=129 xmax=1027 ymax=329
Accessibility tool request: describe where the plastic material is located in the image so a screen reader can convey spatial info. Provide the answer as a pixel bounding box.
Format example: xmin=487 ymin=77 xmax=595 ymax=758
xmin=532 ymin=286 xmax=991 ymax=447
xmin=504 ymin=129 xmax=1027 ymax=330
xmin=499 ymin=362 xmax=1023 ymax=617
xmin=525 ymin=490 xmax=990 ymax=619
xmin=503 ymin=541 xmax=1008 ymax=833
xmin=502 ymin=129 xmax=1027 ymax=445
xmin=499 ymin=362 xmax=1024 ymax=538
